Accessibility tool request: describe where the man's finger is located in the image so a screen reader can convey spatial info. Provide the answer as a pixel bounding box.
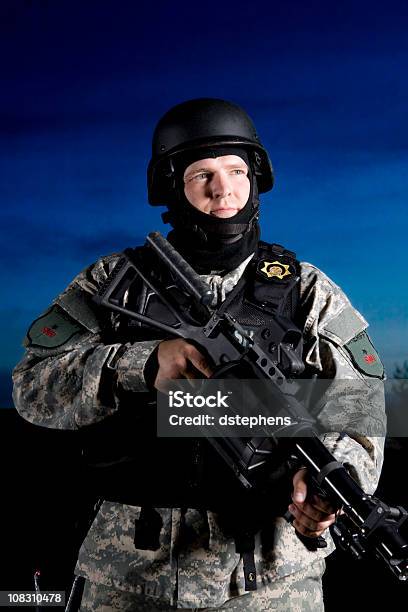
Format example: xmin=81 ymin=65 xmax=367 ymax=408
xmin=292 ymin=520 xmax=329 ymax=539
xmin=289 ymin=502 xmax=336 ymax=523
xmin=292 ymin=468 xmax=308 ymax=503
xmin=187 ymin=348 xmax=213 ymax=378
xmin=311 ymin=494 xmax=336 ymax=514
xmin=289 ymin=504 xmax=336 ymax=530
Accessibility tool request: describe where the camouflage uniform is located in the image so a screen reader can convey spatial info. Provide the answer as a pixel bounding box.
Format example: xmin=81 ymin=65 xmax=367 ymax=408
xmin=12 ymin=251 xmax=385 ymax=610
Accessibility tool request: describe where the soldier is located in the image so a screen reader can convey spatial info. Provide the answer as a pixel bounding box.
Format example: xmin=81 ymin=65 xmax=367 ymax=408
xmin=13 ymin=98 xmax=386 ymax=611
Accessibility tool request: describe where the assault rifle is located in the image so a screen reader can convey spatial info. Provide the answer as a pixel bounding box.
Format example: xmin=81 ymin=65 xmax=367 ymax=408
xmin=93 ymin=231 xmax=408 ymax=582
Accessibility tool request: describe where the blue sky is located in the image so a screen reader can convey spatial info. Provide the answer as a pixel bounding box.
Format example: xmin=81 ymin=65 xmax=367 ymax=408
xmin=1 ymin=0 xmax=407 ymax=405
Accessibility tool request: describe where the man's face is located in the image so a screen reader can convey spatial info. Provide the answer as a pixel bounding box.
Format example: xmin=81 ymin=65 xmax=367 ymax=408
xmin=183 ymin=155 xmax=250 ymax=218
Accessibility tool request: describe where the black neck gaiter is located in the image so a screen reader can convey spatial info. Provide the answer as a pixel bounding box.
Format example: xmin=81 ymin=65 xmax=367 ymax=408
xmin=167 ymin=203 xmax=259 ymax=273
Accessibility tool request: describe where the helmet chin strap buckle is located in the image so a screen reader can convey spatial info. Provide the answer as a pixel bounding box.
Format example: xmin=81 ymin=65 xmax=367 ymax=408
xmin=253 ymin=151 xmax=262 ymax=174
xmin=164 ymin=158 xmax=175 ymax=178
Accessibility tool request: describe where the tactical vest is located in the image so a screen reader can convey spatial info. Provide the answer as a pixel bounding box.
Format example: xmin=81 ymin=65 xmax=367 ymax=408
xmin=91 ymin=239 xmax=304 ymax=502
xmin=87 ymin=240 xmax=304 ymax=591
xmin=114 ymin=240 xmax=302 ymax=370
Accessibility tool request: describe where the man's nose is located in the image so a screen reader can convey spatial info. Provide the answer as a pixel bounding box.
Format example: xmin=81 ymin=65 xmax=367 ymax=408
xmin=210 ymin=172 xmax=231 ymax=198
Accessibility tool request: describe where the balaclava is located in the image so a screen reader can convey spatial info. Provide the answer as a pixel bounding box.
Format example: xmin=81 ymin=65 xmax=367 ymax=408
xmin=164 ymin=146 xmax=260 ymax=274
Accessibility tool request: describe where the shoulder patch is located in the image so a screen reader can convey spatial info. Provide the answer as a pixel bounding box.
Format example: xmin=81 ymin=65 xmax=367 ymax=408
xmin=57 ymin=286 xmax=100 ymax=333
xmin=321 ymin=305 xmax=367 ymax=346
xmin=344 ymin=331 xmax=384 ymax=378
xmin=25 ymin=305 xmax=86 ymax=349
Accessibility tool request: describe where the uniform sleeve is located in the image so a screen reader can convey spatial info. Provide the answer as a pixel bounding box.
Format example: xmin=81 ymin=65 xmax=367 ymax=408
xmin=12 ymin=255 xmax=160 ymax=430
xmin=299 ymin=263 xmax=386 ymax=494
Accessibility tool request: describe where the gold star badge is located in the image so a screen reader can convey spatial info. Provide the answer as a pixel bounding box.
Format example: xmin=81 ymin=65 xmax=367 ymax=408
xmin=260 ymin=261 xmax=291 ymax=280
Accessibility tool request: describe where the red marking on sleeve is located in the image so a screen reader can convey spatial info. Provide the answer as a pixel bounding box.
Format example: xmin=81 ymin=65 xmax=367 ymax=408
xmin=364 ymin=354 xmax=376 ymax=364
xmin=41 ymin=327 xmax=57 ymax=337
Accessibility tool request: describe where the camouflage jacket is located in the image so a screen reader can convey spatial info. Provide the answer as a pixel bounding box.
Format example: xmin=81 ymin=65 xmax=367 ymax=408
xmin=12 ymin=249 xmax=386 ymax=608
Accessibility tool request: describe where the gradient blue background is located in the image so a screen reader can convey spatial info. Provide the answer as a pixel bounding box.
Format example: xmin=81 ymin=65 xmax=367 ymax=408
xmin=1 ymin=0 xmax=407 ymax=406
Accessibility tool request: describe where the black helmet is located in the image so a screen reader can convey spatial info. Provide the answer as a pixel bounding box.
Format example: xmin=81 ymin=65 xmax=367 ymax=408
xmin=147 ymin=98 xmax=274 ymax=205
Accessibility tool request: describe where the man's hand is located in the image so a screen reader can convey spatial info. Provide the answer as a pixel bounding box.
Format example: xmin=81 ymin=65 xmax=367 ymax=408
xmin=288 ymin=468 xmax=337 ymax=538
xmin=154 ymin=339 xmax=213 ymax=391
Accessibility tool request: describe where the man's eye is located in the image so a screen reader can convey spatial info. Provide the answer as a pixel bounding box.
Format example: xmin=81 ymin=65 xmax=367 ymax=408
xmin=194 ymin=173 xmax=210 ymax=180
xmin=232 ymin=169 xmax=245 ymax=175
